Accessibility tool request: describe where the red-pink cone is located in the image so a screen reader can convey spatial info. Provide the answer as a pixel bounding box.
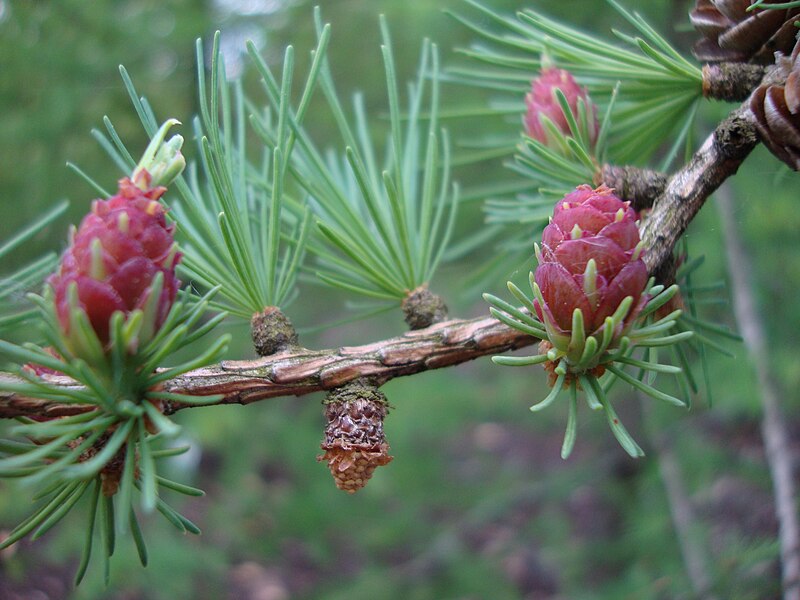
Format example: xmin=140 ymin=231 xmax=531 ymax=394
xmin=524 ymin=68 xmax=599 ymax=147
xmin=48 ymin=175 xmax=181 ymax=348
xmin=534 ymin=185 xmax=647 ymax=350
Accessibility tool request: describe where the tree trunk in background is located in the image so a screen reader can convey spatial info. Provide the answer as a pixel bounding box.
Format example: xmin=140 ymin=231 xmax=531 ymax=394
xmin=717 ymin=185 xmax=800 ymax=600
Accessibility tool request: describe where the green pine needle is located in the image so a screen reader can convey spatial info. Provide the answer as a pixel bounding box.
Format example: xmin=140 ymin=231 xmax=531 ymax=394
xmin=254 ymin=13 xmax=461 ymax=303
xmin=492 ymin=354 xmax=550 ymax=366
xmin=445 ymin=0 xmax=702 ymax=231
xmin=605 ymin=364 xmax=686 ymax=407
xmin=530 ymin=372 xmax=565 ymax=411
xmin=748 ymin=0 xmax=800 ymax=8
xmin=0 ymin=202 xmax=67 ymax=337
xmin=89 ymin=32 xmax=326 ymax=321
xmin=0 ymin=282 xmax=226 ymax=584
xmin=561 ymin=383 xmax=579 ymax=459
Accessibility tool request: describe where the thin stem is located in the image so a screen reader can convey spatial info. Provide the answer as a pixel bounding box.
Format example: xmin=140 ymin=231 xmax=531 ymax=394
xmin=643 ymin=400 xmax=717 ymax=600
xmin=717 ymin=185 xmax=800 ymax=600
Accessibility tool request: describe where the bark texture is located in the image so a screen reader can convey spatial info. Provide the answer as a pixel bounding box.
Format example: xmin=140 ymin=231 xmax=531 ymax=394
xmin=640 ymin=108 xmax=759 ymax=274
xmin=702 ymin=63 xmax=768 ymax=102
xmin=0 ymin=314 xmax=535 ymax=418
xmin=598 ymin=164 xmax=668 ymax=211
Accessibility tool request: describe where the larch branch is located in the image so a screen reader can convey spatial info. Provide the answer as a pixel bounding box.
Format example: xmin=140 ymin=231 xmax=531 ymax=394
xmin=641 ymin=60 xmax=789 ymax=274
xmin=0 ymin=62 xmax=787 ymax=421
xmin=640 ymin=107 xmax=758 ymax=274
xmin=0 ymin=314 xmax=535 ymax=418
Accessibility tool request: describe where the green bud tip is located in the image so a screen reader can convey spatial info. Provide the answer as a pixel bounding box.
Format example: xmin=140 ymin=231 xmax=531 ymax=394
xmin=133 ymin=119 xmax=185 ymax=189
xmin=149 ymin=134 xmax=185 ymax=187
xmin=614 ymin=208 xmax=625 ymax=223
xmin=117 ymin=212 xmax=129 ymax=234
xmin=583 ymin=258 xmax=597 ymax=299
xmin=632 ymin=241 xmax=645 ymax=261
xmin=570 ymin=224 xmax=583 ymax=240
xmin=89 ymin=238 xmax=105 ymax=281
xmin=163 ymin=243 xmax=180 ymax=270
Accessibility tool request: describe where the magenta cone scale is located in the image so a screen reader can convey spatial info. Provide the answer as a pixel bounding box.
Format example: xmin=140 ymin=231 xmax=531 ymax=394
xmin=524 ymin=68 xmax=599 ymax=146
xmin=48 ymin=175 xmax=181 ymax=347
xmin=534 ymin=185 xmax=648 ymax=357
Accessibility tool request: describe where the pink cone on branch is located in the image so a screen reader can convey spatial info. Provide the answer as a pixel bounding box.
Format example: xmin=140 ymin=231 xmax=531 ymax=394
xmin=534 ymin=185 xmax=648 ymax=353
xmin=49 ymin=177 xmax=181 ymax=346
xmin=47 ymin=121 xmax=185 ymax=352
xmin=524 ymin=67 xmax=599 ymax=147
xmin=485 ymin=194 xmax=689 ymax=459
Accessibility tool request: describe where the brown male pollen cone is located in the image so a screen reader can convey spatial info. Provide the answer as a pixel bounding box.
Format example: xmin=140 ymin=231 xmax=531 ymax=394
xmin=318 ymin=381 xmax=393 ymax=493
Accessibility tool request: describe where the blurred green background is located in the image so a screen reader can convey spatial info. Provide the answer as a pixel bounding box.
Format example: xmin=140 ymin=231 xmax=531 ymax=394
xmin=0 ymin=0 xmax=797 ymax=598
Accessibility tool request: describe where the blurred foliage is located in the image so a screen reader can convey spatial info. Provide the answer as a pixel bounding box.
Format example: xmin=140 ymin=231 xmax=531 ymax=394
xmin=0 ymin=0 xmax=796 ymax=598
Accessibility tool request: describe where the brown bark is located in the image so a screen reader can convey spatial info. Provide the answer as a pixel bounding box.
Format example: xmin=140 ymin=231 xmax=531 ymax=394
xmin=598 ymin=164 xmax=667 ymax=211
xmin=639 ymin=109 xmax=758 ymax=274
xmin=0 ymin=314 xmax=535 ymax=418
xmin=702 ymin=63 xmax=768 ymax=102
xmin=641 ymin=60 xmax=790 ymax=274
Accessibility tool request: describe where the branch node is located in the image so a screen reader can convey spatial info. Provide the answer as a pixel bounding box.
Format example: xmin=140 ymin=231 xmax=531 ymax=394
xmin=402 ymin=285 xmax=448 ymax=330
xmin=715 ymin=115 xmax=759 ymax=160
xmin=702 ymin=63 xmax=768 ymax=102
xmin=599 ymin=164 xmax=668 ymax=211
xmin=250 ymin=307 xmax=299 ymax=357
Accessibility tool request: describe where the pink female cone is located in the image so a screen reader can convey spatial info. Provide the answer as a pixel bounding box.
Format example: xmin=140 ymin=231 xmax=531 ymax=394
xmin=534 ymin=185 xmax=648 ymax=351
xmin=524 ymin=68 xmax=599 ymax=147
xmin=48 ymin=175 xmax=181 ymax=348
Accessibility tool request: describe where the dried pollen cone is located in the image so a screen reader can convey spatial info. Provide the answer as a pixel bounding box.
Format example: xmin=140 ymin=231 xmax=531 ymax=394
xmin=690 ymin=0 xmax=800 ymax=63
xmin=318 ymin=383 xmax=393 ymax=494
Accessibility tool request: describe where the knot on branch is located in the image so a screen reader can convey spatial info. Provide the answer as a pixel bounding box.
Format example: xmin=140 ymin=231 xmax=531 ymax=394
xmin=702 ymin=63 xmax=768 ymax=102
xmin=598 ymin=164 xmax=668 ymax=211
xmin=715 ymin=115 xmax=759 ymax=160
xmin=250 ymin=307 xmax=299 ymax=356
xmin=318 ymin=381 xmax=393 ymax=494
xmin=402 ymin=285 xmax=448 ymax=330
